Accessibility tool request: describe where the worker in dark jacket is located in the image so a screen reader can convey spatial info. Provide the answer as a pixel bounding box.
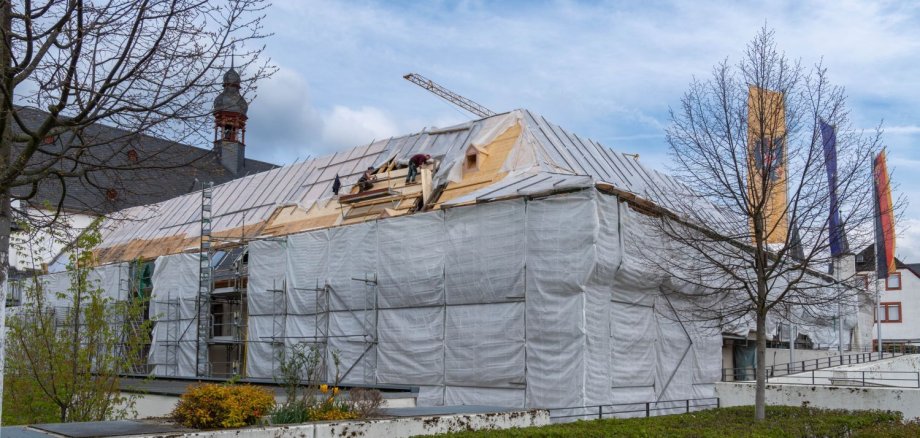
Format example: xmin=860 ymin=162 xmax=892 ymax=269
xmin=356 ymin=167 xmax=376 ymax=192
xmin=406 ymin=154 xmax=431 ymax=184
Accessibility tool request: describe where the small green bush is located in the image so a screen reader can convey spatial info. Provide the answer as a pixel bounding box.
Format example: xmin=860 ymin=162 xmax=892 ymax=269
xmin=173 ymin=383 xmax=275 ymax=429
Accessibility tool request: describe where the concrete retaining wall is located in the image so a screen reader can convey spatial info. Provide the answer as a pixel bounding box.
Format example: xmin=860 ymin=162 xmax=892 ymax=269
xmin=827 ymin=354 xmax=920 ymax=373
xmin=766 ymin=354 xmax=920 ymax=387
xmin=127 ymin=410 xmax=550 ymax=438
xmin=716 ymin=382 xmax=920 ymax=419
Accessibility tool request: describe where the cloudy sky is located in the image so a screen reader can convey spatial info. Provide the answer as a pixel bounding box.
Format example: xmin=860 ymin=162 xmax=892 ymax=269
xmin=240 ymin=0 xmax=920 ymax=260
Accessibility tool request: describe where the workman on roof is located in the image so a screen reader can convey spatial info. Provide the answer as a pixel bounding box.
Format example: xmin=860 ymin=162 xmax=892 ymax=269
xmin=406 ymin=154 xmax=432 ymax=184
xmin=356 ymin=167 xmax=376 ymax=192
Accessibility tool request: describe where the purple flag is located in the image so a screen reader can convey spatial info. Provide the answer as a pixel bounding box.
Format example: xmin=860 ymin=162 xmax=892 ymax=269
xmin=821 ymin=119 xmax=848 ymax=257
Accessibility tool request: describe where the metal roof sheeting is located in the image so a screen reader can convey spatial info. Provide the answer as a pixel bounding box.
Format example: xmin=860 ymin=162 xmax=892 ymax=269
xmin=97 ymin=109 xmax=723 ymax=254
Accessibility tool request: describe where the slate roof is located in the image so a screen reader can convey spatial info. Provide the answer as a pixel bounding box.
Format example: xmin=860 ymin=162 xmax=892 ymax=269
xmin=11 ymin=107 xmax=275 ymax=215
xmin=855 ymin=244 xmax=920 ymax=279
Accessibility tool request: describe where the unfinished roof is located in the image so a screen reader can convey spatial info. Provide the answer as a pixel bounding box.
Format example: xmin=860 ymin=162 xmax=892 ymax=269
xmin=95 ymin=109 xmax=715 ymax=263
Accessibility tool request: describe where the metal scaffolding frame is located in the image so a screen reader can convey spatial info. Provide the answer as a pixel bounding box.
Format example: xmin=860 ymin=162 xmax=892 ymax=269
xmin=259 ymin=271 xmax=380 ymax=383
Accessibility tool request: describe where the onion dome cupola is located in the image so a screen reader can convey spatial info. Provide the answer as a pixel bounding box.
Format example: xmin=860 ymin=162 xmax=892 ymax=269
xmin=213 ymin=67 xmax=249 ymax=174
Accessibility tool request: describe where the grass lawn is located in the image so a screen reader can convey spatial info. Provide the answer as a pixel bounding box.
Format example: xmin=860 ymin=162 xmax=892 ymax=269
xmin=420 ymin=406 xmax=920 ymax=437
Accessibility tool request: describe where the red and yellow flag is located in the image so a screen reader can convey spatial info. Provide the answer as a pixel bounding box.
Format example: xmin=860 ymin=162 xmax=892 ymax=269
xmin=873 ymin=151 xmax=896 ymax=277
xmin=747 ymin=86 xmax=788 ymax=244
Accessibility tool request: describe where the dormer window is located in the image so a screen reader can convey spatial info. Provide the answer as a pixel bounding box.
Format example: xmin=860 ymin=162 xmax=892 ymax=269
xmin=127 ymin=149 xmax=139 ymax=163
xmin=464 ymin=146 xmax=479 ymax=171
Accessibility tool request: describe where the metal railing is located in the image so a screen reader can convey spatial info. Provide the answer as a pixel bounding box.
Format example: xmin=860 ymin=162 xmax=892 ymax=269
xmin=765 ymin=370 xmax=920 ymax=388
xmin=547 ymin=397 xmax=720 ymax=422
xmin=722 ymin=351 xmax=910 ymax=382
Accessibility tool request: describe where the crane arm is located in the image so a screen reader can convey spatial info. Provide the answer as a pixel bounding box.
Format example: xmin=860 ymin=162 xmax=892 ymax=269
xmin=403 ymin=73 xmax=496 ymax=119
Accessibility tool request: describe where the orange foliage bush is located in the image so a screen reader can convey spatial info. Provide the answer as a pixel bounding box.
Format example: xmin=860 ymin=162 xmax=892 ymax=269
xmin=173 ymin=383 xmax=275 ymax=429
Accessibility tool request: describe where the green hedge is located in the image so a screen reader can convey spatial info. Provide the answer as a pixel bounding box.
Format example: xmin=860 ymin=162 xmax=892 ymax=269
xmin=421 ymin=406 xmax=920 ymax=437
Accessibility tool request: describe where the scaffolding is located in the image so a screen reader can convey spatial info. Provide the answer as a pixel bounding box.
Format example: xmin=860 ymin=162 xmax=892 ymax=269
xmin=347 ymin=272 xmax=378 ymax=383
xmin=256 ymin=269 xmax=380 ymax=384
xmin=153 ymin=289 xmax=198 ymax=377
xmin=197 ymin=182 xmax=214 ymax=376
xmin=163 ymin=294 xmax=180 ymax=376
xmin=266 ymin=278 xmax=286 ymax=374
xmin=291 ymin=279 xmax=331 ymax=381
xmin=208 ymin=246 xmax=248 ymax=377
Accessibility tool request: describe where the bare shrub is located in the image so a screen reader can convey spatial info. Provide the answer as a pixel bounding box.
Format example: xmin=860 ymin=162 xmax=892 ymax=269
xmin=348 ymin=388 xmax=384 ymax=418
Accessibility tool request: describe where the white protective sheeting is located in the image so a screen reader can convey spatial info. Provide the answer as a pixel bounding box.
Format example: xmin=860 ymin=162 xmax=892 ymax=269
xmin=246 ymin=238 xmax=287 ymax=379
xmin=327 ymin=222 xmax=378 ymax=384
xmin=377 ymin=306 xmax=444 ymax=385
xmin=24 ymin=263 xmax=129 ymax=309
xmin=147 ymin=253 xmax=200 ymax=376
xmin=444 ymin=199 xmax=526 ymax=304
xmin=445 ymin=302 xmax=525 ymax=388
xmin=377 ymin=212 xmax=446 ymax=308
xmin=242 ymin=190 xmax=725 ymax=410
xmin=523 ymin=191 xmax=595 ymax=409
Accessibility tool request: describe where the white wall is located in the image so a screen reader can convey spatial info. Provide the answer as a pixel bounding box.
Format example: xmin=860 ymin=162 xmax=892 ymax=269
xmin=9 ymin=203 xmax=97 ymax=273
xmin=716 ymin=382 xmax=920 ymax=419
xmin=764 ymin=348 xmax=846 ymax=366
xmin=871 ymin=265 xmax=920 ymax=344
xmin=120 ymin=409 xmax=550 ymax=438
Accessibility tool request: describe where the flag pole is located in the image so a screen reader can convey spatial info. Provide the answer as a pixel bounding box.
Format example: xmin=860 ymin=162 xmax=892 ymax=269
xmin=876 ymin=251 xmax=882 ymax=359
xmin=873 ymin=153 xmax=883 ymax=359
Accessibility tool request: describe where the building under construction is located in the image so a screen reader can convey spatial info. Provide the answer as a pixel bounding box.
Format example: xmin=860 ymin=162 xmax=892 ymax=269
xmin=15 ymin=73 xmax=854 ymax=410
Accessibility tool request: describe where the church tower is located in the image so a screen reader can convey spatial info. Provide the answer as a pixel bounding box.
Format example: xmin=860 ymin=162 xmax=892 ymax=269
xmin=213 ymin=66 xmax=248 ymax=174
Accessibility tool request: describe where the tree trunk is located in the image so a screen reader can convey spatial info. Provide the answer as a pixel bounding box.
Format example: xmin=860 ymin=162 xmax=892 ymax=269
xmin=755 ymin=307 xmax=767 ymax=421
xmin=0 ymin=0 xmax=14 ymax=424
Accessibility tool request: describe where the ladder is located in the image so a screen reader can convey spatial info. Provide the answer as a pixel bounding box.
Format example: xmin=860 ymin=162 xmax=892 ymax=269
xmin=164 ymin=292 xmax=180 ymax=376
xmin=197 ymin=182 xmax=214 ymax=376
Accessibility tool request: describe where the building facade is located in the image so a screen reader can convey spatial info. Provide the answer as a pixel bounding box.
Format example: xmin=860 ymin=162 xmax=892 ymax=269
xmin=856 ymin=245 xmax=920 ymax=347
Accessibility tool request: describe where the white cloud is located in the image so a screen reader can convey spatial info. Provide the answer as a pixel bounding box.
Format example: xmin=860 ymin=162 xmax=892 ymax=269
xmin=884 ymin=125 xmax=920 ymax=135
xmin=245 ymin=66 xmax=323 ymax=163
xmin=321 ymin=105 xmax=401 ymax=150
xmin=898 ymin=218 xmax=920 ymax=262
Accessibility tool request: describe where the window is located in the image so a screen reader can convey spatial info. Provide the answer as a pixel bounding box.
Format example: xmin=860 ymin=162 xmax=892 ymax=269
xmin=878 ymin=302 xmax=902 ymax=323
xmin=127 ymin=149 xmax=139 ymax=162
xmin=856 ymin=254 xmax=865 ymax=263
xmin=855 ymin=274 xmax=869 ymax=290
xmin=6 ymin=280 xmax=23 ymax=306
xmin=886 ymin=272 xmax=902 ymax=290
xmin=465 ymin=151 xmax=478 ymax=169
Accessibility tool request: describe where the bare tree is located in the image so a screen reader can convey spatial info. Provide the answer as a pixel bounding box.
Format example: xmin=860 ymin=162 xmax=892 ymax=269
xmin=646 ymin=27 xmax=897 ymax=420
xmin=0 ymin=0 xmax=273 ymax=420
